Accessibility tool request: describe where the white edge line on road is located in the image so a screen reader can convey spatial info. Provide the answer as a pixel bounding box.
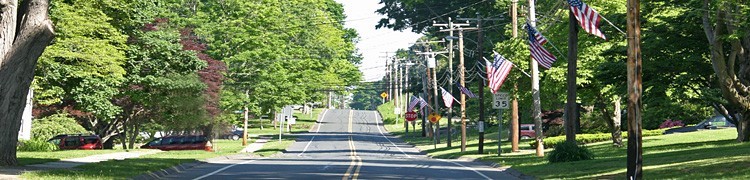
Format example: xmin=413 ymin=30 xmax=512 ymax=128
xmin=372 ymin=111 xmax=413 ymax=159
xmin=192 ymin=158 xmax=268 ymax=180
xmin=436 ymin=159 xmax=492 ymax=180
xmin=298 ymin=109 xmax=328 ymax=157
xmin=373 ymin=111 xmax=491 ymax=180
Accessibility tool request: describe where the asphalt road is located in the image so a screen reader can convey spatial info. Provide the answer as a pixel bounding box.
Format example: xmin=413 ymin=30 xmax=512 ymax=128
xmin=165 ymin=109 xmax=518 ymax=180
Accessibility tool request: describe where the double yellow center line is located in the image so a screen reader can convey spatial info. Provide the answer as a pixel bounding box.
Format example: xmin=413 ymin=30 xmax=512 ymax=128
xmin=343 ymin=111 xmax=362 ymax=180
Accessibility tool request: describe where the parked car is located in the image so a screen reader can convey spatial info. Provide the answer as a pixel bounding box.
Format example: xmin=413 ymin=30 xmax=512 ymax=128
xmin=47 ymin=134 xmax=103 ymax=150
xmin=520 ymin=124 xmax=536 ymax=139
xmin=140 ymin=135 xmax=209 ymax=151
xmin=222 ymin=130 xmax=244 ymax=140
xmin=664 ymin=115 xmax=736 ymax=134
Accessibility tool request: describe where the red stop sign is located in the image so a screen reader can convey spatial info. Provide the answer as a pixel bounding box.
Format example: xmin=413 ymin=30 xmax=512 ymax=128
xmin=405 ymin=112 xmax=417 ymax=121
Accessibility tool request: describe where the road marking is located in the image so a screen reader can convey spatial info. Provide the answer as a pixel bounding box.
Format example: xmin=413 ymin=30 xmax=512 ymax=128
xmin=342 ymin=136 xmax=362 ymax=180
xmin=436 ymin=159 xmax=492 ymax=180
xmin=192 ymin=158 xmax=268 ymax=180
xmin=298 ymin=109 xmax=328 ymax=157
xmin=348 ymin=110 xmax=354 ymax=133
xmin=372 ymin=111 xmax=413 ymax=159
xmin=372 ymin=111 xmax=491 ymax=179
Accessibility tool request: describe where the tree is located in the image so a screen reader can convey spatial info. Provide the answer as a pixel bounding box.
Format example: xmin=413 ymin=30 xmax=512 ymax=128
xmin=0 ymin=0 xmax=55 ymax=166
xmin=700 ymin=0 xmax=750 ymax=142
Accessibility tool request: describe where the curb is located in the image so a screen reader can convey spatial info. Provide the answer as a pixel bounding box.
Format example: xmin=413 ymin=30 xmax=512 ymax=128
xmin=131 ymin=161 xmax=204 ymax=180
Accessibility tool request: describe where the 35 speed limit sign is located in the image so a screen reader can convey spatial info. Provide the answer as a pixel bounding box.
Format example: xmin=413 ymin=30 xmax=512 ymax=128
xmin=493 ymin=92 xmax=510 ymax=109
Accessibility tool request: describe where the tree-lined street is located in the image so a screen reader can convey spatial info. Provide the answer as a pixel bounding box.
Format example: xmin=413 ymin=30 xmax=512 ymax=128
xmin=165 ymin=109 xmax=517 ymax=179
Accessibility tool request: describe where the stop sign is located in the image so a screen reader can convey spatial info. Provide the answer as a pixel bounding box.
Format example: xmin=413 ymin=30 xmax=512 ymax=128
xmin=405 ymin=112 xmax=417 ymax=121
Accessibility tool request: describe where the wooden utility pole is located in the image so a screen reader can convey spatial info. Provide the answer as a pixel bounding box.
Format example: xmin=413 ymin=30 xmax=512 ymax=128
xmin=396 ymin=57 xmax=402 ymax=120
xmin=511 ymin=0 xmax=520 ymax=152
xmin=529 ymin=0 xmax=545 ymax=157
xmin=457 ymin=13 xmax=501 ymax=154
xmin=626 ymin=0 xmax=643 ymax=178
xmin=433 ymin=18 xmax=470 ymax=147
xmin=565 ymin=7 xmax=579 ymax=143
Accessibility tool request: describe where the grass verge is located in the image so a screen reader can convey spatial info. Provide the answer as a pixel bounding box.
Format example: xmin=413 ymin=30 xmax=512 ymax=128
xmin=376 ymin=103 xmax=750 ymax=179
xmin=21 ymin=139 xmax=245 ymax=179
xmin=17 ymin=150 xmax=131 ymax=166
xmin=19 ymin=109 xmax=321 ymax=179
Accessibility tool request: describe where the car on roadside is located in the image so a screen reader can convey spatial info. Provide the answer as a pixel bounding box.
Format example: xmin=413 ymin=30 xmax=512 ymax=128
xmin=47 ymin=134 xmax=103 ymax=150
xmin=664 ymin=115 xmax=736 ymax=134
xmin=140 ymin=135 xmax=209 ymax=151
xmin=520 ymin=124 xmax=536 ymax=139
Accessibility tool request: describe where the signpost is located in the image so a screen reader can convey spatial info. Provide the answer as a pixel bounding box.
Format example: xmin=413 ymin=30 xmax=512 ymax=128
xmin=405 ymin=112 xmax=417 ymax=121
xmin=493 ymin=92 xmax=510 ymax=156
xmin=428 ymin=113 xmax=441 ymax=124
xmin=381 ymin=92 xmax=388 ymax=104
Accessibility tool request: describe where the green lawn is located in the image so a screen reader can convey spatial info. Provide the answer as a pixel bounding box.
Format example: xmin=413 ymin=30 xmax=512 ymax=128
xmin=377 ymin=103 xmax=750 ymax=179
xmin=17 ymin=149 xmax=134 ymax=166
xmin=22 ymin=139 xmax=254 ymax=179
xmin=19 ymin=109 xmax=324 ymax=179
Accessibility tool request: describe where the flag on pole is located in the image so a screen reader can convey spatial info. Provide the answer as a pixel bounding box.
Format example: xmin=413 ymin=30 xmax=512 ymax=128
xmin=456 ymin=84 xmax=477 ymax=98
xmin=488 ymin=52 xmax=514 ymax=94
xmin=418 ymin=96 xmax=428 ymax=109
xmin=526 ymin=23 xmax=557 ymax=69
xmin=440 ymin=87 xmax=458 ymax=108
xmin=568 ymin=0 xmax=606 ymax=39
xmin=408 ymin=96 xmax=420 ymax=112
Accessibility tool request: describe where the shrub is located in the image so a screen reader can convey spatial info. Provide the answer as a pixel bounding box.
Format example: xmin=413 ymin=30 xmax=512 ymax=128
xmin=31 ymin=113 xmax=89 ymax=141
xmin=530 ymin=129 xmax=667 ymax=148
xmin=547 ymin=141 xmax=594 ymax=163
xmin=17 ymin=139 xmax=58 ymax=152
xmin=659 ymin=119 xmax=686 ymax=129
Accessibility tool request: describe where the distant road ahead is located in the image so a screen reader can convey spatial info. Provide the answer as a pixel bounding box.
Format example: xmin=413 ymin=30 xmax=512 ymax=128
xmin=166 ymin=109 xmax=518 ymax=179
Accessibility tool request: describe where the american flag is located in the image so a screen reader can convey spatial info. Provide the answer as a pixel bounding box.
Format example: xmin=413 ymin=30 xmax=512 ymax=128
xmin=568 ymin=0 xmax=606 ymax=39
xmin=418 ymin=96 xmax=428 ymax=109
xmin=488 ymin=52 xmax=514 ymax=94
xmin=407 ymin=96 xmax=420 ymax=112
xmin=456 ymin=84 xmax=476 ymax=98
xmin=440 ymin=87 xmax=458 ymax=108
xmin=526 ymin=24 xmax=557 ymax=69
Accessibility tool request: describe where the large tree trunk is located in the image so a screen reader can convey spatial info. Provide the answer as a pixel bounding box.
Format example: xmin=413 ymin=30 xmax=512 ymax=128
xmin=0 ymin=0 xmax=55 ymax=166
xmin=598 ymin=95 xmax=623 ymax=147
xmin=701 ymin=0 xmax=750 ymax=142
xmin=738 ymin=112 xmax=750 ymax=142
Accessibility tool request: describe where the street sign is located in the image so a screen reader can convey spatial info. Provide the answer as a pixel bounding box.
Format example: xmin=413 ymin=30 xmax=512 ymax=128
xmin=405 ymin=112 xmax=417 ymax=121
xmin=428 ymin=113 xmax=441 ymax=123
xmin=394 ymin=107 xmax=401 ymax=115
xmin=493 ymin=92 xmax=510 ymax=109
xmin=381 ymin=92 xmax=388 ymax=99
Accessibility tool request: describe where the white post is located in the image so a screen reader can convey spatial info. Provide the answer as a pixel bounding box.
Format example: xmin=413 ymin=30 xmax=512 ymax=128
xmin=19 ymin=89 xmax=33 ymax=140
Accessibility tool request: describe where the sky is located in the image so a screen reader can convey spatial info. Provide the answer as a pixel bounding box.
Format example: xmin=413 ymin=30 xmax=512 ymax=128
xmin=334 ymin=0 xmax=423 ymax=82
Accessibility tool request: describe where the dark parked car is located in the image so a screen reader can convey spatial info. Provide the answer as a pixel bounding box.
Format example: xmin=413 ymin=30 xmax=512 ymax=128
xmin=664 ymin=115 xmax=736 ymax=134
xmin=140 ymin=135 xmax=209 ymax=151
xmin=223 ymin=130 xmax=244 ymax=140
xmin=47 ymin=134 xmax=103 ymax=150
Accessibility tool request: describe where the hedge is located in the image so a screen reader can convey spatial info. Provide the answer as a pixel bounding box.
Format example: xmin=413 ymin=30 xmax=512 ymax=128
xmin=530 ymin=129 xmax=666 ymax=148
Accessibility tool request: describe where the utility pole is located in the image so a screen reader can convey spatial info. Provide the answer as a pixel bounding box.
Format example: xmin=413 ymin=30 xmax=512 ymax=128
xmin=436 ymin=19 xmax=473 ymax=152
xmin=511 ymin=0 xmax=520 ymax=153
xmin=458 ymin=13 xmax=501 ymax=154
xmin=404 ymin=60 xmax=411 ymax=132
xmin=626 ymin=0 xmax=643 ymax=178
xmin=395 ymin=57 xmax=402 ymax=120
xmin=243 ymin=90 xmax=249 ymax=146
xmin=433 ymin=18 xmax=456 ymax=147
xmin=565 ymin=4 xmax=579 ymax=143
xmin=529 ymin=0 xmax=545 ymax=157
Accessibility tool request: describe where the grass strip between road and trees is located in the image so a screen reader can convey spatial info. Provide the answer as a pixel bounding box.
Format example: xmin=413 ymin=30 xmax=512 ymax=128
xmin=376 ymin=102 xmax=750 ymax=179
xmin=21 ymin=109 xmax=323 ymax=179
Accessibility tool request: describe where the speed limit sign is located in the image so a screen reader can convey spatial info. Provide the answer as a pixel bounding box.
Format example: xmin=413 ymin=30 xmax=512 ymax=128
xmin=493 ymin=92 xmax=509 ymax=109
